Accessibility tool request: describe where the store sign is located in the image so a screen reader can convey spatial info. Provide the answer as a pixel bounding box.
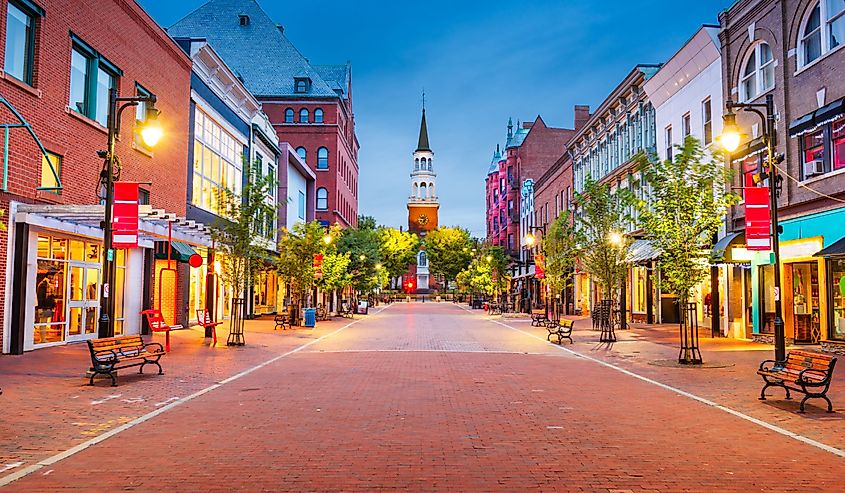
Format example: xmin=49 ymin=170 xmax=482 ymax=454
xmin=313 ymin=253 xmax=324 ymax=279
xmin=112 ymin=182 xmax=139 ymax=248
xmin=744 ymin=187 xmax=771 ymax=251
xmin=535 ymin=253 xmax=545 ymax=279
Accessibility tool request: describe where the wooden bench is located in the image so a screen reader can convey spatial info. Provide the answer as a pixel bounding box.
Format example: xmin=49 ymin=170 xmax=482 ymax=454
xmin=545 ymin=318 xmax=574 ymax=345
xmin=274 ymin=312 xmax=290 ymax=330
xmin=531 ymin=309 xmax=548 ymax=327
xmin=196 ymin=309 xmax=222 ymax=345
xmin=757 ymin=350 xmax=837 ymax=413
xmin=316 ymin=304 xmax=329 ymax=321
xmin=140 ymin=309 xmax=182 ymax=352
xmin=87 ymin=335 xmax=165 ymax=387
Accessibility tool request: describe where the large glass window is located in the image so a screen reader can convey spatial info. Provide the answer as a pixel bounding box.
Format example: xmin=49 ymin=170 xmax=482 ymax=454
xmin=632 ymin=266 xmax=648 ymax=313
xmin=802 ymin=128 xmax=825 ymax=167
xmin=760 ymin=264 xmax=776 ymax=334
xmin=830 ymin=258 xmax=845 ymax=340
xmin=4 ymin=1 xmax=39 ymax=85
xmin=191 ymin=108 xmax=243 ymax=216
xmin=800 ymin=1 xmax=845 ymax=67
xmin=317 ymin=147 xmax=329 ymax=169
xmin=740 ymin=43 xmax=774 ymax=102
xmin=68 ymin=38 xmax=120 ymax=127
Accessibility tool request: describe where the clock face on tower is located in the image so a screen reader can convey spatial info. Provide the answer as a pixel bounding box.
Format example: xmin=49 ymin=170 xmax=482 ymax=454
xmin=417 ymin=214 xmax=429 ymax=226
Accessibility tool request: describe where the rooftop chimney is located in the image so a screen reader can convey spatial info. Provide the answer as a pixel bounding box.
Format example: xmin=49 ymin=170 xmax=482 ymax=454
xmin=574 ymin=105 xmax=591 ymax=131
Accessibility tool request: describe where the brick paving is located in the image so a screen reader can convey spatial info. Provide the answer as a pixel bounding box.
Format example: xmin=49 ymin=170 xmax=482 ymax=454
xmin=2 ymin=302 xmax=844 ymax=491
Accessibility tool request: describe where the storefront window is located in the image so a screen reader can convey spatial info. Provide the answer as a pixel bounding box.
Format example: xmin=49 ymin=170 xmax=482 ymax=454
xmin=632 ymin=266 xmax=647 ymax=313
xmin=760 ymin=264 xmax=775 ymax=334
xmin=34 ymin=259 xmax=66 ymax=344
xmin=829 ymin=259 xmax=845 ymax=341
xmin=833 ymin=118 xmax=845 ymax=170
xmin=803 ymin=129 xmax=825 ymax=166
xmin=790 ymin=261 xmax=821 ymax=343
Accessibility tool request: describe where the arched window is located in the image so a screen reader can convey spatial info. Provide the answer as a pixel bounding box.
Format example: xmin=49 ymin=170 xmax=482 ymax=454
xmin=419 ymin=182 xmax=427 ymax=198
xmin=296 ymin=147 xmax=307 ymax=163
xmin=285 ymin=108 xmax=294 ymax=123
xmin=419 ymin=157 xmax=425 ymax=169
xmin=799 ymin=1 xmax=845 ymax=67
xmin=429 ymin=182 xmax=434 ymax=198
xmin=740 ymin=43 xmax=774 ymax=102
xmin=317 ymin=147 xmax=329 ymax=169
xmin=414 ymin=158 xmax=419 ymax=170
xmin=314 ymin=108 xmax=324 ymax=123
xmin=299 ymin=108 xmax=309 ymax=123
xmin=413 ymin=183 xmax=418 ymax=197
xmin=428 ymin=159 xmax=432 ymax=171
xmin=316 ymin=187 xmax=328 ymax=210
xmin=419 ymin=251 xmax=427 ymax=266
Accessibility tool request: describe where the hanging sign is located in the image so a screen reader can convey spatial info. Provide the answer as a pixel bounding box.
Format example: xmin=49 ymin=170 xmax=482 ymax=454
xmin=112 ymin=182 xmax=139 ymax=248
xmin=313 ymin=253 xmax=324 ymax=280
xmin=744 ymin=187 xmax=771 ymax=251
xmin=534 ymin=253 xmax=545 ymax=279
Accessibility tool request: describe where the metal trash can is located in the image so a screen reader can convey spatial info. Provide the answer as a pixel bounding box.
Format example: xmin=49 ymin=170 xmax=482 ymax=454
xmin=357 ymin=300 xmax=369 ymax=315
xmin=303 ymin=308 xmax=316 ymax=327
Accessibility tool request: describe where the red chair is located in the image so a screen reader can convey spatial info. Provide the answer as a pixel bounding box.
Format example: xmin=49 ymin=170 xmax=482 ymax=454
xmin=140 ymin=309 xmax=183 ymax=352
xmin=196 ymin=309 xmax=223 ymax=346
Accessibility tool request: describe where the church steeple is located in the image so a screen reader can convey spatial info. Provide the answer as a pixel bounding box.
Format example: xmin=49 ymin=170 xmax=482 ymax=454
xmin=416 ymin=108 xmax=431 ymax=152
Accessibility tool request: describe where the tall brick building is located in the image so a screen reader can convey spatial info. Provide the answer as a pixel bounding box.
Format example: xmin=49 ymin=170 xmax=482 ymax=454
xmin=719 ymin=0 xmax=845 ymax=351
xmin=0 ymin=0 xmax=198 ymax=353
xmin=169 ymin=0 xmax=360 ymax=228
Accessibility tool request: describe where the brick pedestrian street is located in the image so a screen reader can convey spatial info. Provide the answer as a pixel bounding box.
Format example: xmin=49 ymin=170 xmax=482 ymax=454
xmin=1 ymin=302 xmax=843 ymax=492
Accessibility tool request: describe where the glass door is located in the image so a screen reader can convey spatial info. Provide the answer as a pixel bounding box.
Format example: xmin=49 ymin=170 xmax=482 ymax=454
xmin=66 ymin=263 xmax=100 ymax=342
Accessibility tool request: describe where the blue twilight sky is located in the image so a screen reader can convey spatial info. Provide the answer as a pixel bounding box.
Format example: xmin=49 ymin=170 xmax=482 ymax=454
xmin=139 ymin=0 xmax=730 ymax=237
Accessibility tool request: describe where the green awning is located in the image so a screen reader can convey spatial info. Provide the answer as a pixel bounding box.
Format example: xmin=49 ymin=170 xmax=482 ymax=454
xmin=154 ymin=240 xmax=197 ymax=263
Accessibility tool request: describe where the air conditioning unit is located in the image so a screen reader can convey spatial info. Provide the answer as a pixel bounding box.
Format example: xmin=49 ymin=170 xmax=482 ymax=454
xmin=803 ymin=159 xmax=824 ymax=178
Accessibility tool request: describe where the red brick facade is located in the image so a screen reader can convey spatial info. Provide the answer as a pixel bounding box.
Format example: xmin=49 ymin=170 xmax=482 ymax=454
xmin=262 ymin=91 xmax=359 ymax=228
xmin=0 ymin=0 xmax=192 ymax=350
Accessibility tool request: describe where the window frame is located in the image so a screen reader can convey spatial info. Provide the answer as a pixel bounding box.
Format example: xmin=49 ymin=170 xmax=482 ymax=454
xmin=299 ymin=108 xmax=309 ymax=123
xmin=739 ymin=42 xmax=775 ymax=102
xmin=682 ymin=112 xmax=691 ymax=139
xmin=297 ymin=190 xmax=306 ymax=220
xmin=316 ymin=187 xmax=328 ymax=210
xmin=664 ymin=125 xmax=673 ymax=161
xmin=68 ymin=34 xmax=122 ymax=126
xmin=296 ymin=146 xmax=307 ymax=163
xmin=284 ymin=108 xmax=294 ymax=123
xmin=40 ymin=150 xmax=61 ymax=193
xmin=702 ymin=98 xmax=713 ymax=145
xmin=314 ymin=108 xmax=324 ymax=123
xmin=316 ymin=146 xmax=329 ymax=169
xmin=798 ymin=0 xmax=845 ymax=68
xmin=4 ymin=0 xmax=42 ymax=86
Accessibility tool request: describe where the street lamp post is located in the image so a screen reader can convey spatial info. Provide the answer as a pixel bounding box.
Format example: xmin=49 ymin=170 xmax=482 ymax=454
xmin=721 ymin=94 xmax=785 ymax=362
xmin=98 ymin=88 xmax=161 ymax=338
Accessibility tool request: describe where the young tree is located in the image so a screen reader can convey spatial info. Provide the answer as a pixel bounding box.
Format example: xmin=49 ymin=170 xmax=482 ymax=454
xmin=379 ymin=227 xmax=420 ymax=280
xmin=315 ymin=251 xmax=352 ymax=309
xmin=633 ymin=136 xmax=740 ymax=363
xmin=424 ymin=227 xmax=473 ymax=288
xmin=277 ymin=221 xmax=336 ymax=309
xmin=337 ymin=215 xmax=383 ymax=293
xmin=574 ymin=176 xmax=631 ymax=303
xmin=542 ymin=211 xmax=579 ymax=317
xmin=211 ymin=159 xmax=276 ymax=314
xmin=455 ymin=246 xmax=509 ymax=298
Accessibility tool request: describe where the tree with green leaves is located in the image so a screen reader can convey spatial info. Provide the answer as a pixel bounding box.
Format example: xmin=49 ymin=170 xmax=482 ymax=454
xmin=337 ymin=215 xmax=384 ymax=293
xmin=378 ymin=227 xmax=420 ymax=280
xmin=455 ymin=245 xmax=509 ymax=298
xmin=424 ymin=227 xmax=473 ymax=289
xmin=276 ymin=220 xmax=337 ymax=308
xmin=574 ymin=176 xmax=631 ymax=303
xmin=633 ymin=136 xmax=740 ymax=363
xmin=210 ymin=159 xmax=277 ymax=313
xmin=542 ymin=211 xmax=579 ymax=317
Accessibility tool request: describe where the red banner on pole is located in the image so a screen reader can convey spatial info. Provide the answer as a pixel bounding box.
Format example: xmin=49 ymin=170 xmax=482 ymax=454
xmin=534 ymin=253 xmax=545 ymax=279
xmin=313 ymin=253 xmax=324 ymax=279
xmin=112 ymin=182 xmax=139 ymax=248
xmin=745 ymin=187 xmax=771 ymax=251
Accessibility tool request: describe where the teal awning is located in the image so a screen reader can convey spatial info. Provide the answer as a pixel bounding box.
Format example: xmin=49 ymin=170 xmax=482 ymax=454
xmin=154 ymin=241 xmax=197 ymax=263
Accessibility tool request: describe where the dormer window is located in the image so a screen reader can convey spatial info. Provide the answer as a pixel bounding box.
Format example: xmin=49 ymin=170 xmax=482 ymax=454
xmin=294 ymin=77 xmax=311 ymax=94
xmin=239 ymin=14 xmax=250 ymax=26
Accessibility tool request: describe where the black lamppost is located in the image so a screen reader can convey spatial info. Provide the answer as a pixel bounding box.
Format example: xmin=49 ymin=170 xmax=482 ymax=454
xmin=524 ymin=225 xmax=547 ymax=314
xmin=98 ymin=88 xmax=161 ymax=338
xmin=721 ymin=94 xmax=785 ymax=361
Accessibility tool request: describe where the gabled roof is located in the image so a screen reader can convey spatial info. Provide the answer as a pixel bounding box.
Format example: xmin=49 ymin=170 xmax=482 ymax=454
xmin=313 ymin=63 xmax=351 ymax=99
xmin=168 ymin=0 xmax=340 ymax=98
xmin=487 ymin=145 xmax=502 ymax=175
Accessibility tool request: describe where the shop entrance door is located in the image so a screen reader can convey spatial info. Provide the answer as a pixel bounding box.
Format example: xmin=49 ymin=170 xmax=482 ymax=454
xmin=66 ymin=263 xmax=100 ymax=342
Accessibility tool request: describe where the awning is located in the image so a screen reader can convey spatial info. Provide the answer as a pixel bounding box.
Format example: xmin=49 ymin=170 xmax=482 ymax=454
xmin=628 ymin=239 xmax=661 ymax=264
xmin=14 ymin=203 xmax=214 ymax=248
xmin=154 ymin=240 xmax=197 ymax=262
xmin=789 ymin=97 xmax=845 ymax=137
xmin=814 ymin=236 xmax=845 ymax=258
xmin=712 ymin=231 xmax=748 ymax=262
